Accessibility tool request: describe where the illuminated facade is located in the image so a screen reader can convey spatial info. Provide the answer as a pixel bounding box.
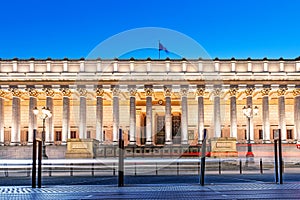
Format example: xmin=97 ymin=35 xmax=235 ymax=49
xmin=0 ymin=58 xmax=300 ymax=148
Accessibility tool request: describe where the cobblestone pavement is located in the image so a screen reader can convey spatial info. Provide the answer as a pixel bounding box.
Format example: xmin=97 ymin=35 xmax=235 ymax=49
xmin=1 ymin=183 xmax=300 ymax=200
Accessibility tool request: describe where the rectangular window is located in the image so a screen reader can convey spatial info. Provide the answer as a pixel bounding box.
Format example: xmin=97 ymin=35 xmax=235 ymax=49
xmin=287 ymin=130 xmax=293 ymax=139
xmin=87 ymin=131 xmax=91 ymax=139
xmin=55 ymin=131 xmax=62 ymax=141
xmin=244 ymin=129 xmax=247 ymax=140
xmin=103 ymin=130 xmax=105 ymax=141
xmin=26 ymin=131 xmax=29 ymax=142
xmin=273 ymin=129 xmax=279 ymax=139
xmin=188 ymin=130 xmax=194 ymax=140
xmin=259 ymin=129 xmax=263 ymax=140
xmin=71 ymin=131 xmax=76 ymax=139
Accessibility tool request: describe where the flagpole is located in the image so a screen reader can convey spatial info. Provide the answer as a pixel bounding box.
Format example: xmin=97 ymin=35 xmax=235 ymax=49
xmin=158 ymin=40 xmax=160 ymax=59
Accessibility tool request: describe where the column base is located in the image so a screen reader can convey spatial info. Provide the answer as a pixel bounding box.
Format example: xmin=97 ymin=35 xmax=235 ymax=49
xmin=145 ymin=140 xmax=153 ymax=145
xmin=129 ymin=141 xmax=136 ymax=145
xmin=263 ymin=140 xmax=271 ymax=144
xmin=10 ymin=142 xmax=20 ymax=146
xmin=165 ymin=140 xmax=172 ymax=145
xmin=181 ymin=140 xmax=188 ymax=145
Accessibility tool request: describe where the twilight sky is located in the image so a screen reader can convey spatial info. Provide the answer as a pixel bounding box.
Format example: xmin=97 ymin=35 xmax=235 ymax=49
xmin=0 ymin=0 xmax=299 ymax=59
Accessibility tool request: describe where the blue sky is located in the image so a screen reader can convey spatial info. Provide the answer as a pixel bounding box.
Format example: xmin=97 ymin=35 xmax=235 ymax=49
xmin=0 ymin=0 xmax=299 ymax=59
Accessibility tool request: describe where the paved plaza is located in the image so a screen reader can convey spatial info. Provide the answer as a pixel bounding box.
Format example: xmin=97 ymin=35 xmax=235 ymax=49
xmin=1 ymin=174 xmax=300 ymax=199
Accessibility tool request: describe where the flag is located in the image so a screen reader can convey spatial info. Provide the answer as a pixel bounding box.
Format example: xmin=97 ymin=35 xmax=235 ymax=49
xmin=159 ymin=42 xmax=169 ymax=53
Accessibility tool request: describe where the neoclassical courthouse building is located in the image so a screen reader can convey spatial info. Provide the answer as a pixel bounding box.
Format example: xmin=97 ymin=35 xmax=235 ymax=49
xmin=0 ymin=57 xmax=300 ymax=157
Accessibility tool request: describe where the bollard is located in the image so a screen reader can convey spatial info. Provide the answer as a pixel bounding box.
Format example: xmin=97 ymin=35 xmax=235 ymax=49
xmin=134 ymin=162 xmax=137 ymax=176
xmin=70 ymin=163 xmax=73 ymax=177
xmin=27 ymin=164 xmax=31 ymax=177
xmin=260 ymin=158 xmax=263 ymax=174
xmin=239 ymin=159 xmax=242 ymax=174
xmin=32 ymin=129 xmax=37 ymax=188
xmin=48 ymin=163 xmax=52 ymax=177
xmin=218 ymin=160 xmax=221 ymax=175
xmin=113 ymin=163 xmax=116 ymax=176
xmin=37 ymin=140 xmax=42 ymax=188
xmin=91 ymin=163 xmax=94 ymax=177
xmin=156 ymin=163 xmax=158 ymax=175
xmin=4 ymin=163 xmax=8 ymax=177
xmin=177 ymin=162 xmax=179 ymax=175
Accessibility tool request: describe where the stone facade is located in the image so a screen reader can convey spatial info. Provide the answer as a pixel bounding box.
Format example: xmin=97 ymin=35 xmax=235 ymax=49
xmin=0 ymin=58 xmax=300 ymax=151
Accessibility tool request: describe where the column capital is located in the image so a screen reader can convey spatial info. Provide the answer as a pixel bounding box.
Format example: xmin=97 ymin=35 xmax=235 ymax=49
xmin=261 ymin=87 xmax=271 ymax=96
xmin=8 ymin=88 xmax=23 ymax=97
xmin=277 ymin=87 xmax=287 ymax=96
xmin=245 ymin=86 xmax=255 ymax=96
xmin=77 ymin=88 xmax=87 ymax=97
xmin=144 ymin=87 xmax=153 ymax=97
xmin=128 ymin=88 xmax=137 ymax=97
xmin=212 ymin=88 xmax=222 ymax=97
xmin=229 ymin=87 xmax=239 ymax=96
xmin=95 ymin=87 xmax=104 ymax=97
xmin=60 ymin=88 xmax=72 ymax=97
xmin=293 ymin=88 xmax=300 ymax=96
xmin=195 ymin=87 xmax=205 ymax=96
xmin=163 ymin=87 xmax=172 ymax=97
xmin=111 ymin=87 xmax=120 ymax=97
xmin=0 ymin=89 xmax=7 ymax=98
xmin=42 ymin=87 xmax=55 ymax=97
xmin=180 ymin=88 xmax=189 ymax=97
xmin=26 ymin=88 xmax=39 ymax=97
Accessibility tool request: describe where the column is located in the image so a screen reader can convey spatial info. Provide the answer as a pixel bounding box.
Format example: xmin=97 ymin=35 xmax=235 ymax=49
xmin=95 ymin=87 xmax=104 ymax=143
xmin=261 ymin=87 xmax=271 ymax=143
xmin=164 ymin=86 xmax=172 ymax=145
xmin=26 ymin=88 xmax=38 ymax=144
xmin=229 ymin=86 xmax=238 ymax=139
xmin=245 ymin=86 xmax=255 ymax=142
xmin=60 ymin=88 xmax=71 ymax=144
xmin=144 ymin=87 xmax=153 ymax=145
xmin=0 ymin=89 xmax=6 ymax=145
xmin=78 ymin=88 xmax=87 ymax=139
xmin=128 ymin=87 xmax=137 ymax=145
xmin=213 ymin=87 xmax=221 ymax=138
xmin=10 ymin=88 xmax=22 ymax=145
xmin=111 ymin=87 xmax=120 ymax=143
xmin=196 ymin=87 xmax=205 ymax=143
xmin=278 ymin=87 xmax=287 ymax=142
xmin=293 ymin=88 xmax=300 ymax=143
xmin=44 ymin=88 xmax=55 ymax=144
xmin=180 ymin=87 xmax=189 ymax=145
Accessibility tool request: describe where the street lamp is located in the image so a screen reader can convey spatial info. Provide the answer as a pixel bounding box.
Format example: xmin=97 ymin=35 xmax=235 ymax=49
xmin=33 ymin=107 xmax=52 ymax=159
xmin=242 ymin=105 xmax=258 ymax=163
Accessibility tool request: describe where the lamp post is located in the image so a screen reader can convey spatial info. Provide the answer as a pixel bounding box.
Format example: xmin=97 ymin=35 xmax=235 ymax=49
xmin=33 ymin=107 xmax=52 ymax=159
xmin=242 ymin=105 xmax=258 ymax=163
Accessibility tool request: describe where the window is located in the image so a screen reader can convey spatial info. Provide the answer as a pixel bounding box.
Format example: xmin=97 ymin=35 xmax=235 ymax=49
xmin=259 ymin=129 xmax=263 ymax=140
xmin=71 ymin=131 xmax=76 ymax=139
xmin=287 ymin=130 xmax=293 ymax=139
xmin=103 ymin=130 xmax=105 ymax=141
xmin=273 ymin=129 xmax=279 ymax=139
xmin=244 ymin=130 xmax=247 ymax=140
xmin=25 ymin=131 xmax=29 ymax=142
xmin=87 ymin=131 xmax=91 ymax=139
xmin=188 ymin=130 xmax=194 ymax=140
xmin=55 ymin=131 xmax=62 ymax=141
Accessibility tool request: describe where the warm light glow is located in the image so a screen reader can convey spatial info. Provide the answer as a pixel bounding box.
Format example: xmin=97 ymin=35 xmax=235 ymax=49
xmin=33 ymin=107 xmax=39 ymax=115
xmin=243 ymin=105 xmax=258 ymax=118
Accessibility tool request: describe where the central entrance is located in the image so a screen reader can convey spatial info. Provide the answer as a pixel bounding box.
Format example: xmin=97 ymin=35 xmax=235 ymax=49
xmin=142 ymin=113 xmax=182 ymax=145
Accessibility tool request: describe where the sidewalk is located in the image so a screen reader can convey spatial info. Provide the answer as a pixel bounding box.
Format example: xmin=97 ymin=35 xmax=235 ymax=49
xmin=1 ymin=183 xmax=300 ymax=200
